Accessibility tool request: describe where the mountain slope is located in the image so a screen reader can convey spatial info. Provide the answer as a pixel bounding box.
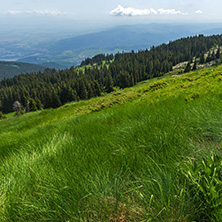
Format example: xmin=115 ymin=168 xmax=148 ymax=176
xmin=1 ymin=34 xmax=221 ymax=114
xmin=49 ymin=23 xmax=222 ymax=55
xmin=0 ymin=65 xmax=222 ymax=221
xmin=50 ymin=24 xmax=195 ymax=52
xmin=0 ymin=61 xmax=45 ymax=80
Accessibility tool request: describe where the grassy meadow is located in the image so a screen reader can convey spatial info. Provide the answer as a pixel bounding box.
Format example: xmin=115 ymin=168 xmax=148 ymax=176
xmin=0 ymin=65 xmax=222 ymax=221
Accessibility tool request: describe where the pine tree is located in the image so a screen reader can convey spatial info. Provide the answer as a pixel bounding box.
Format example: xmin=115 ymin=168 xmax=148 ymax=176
xmin=79 ymin=80 xmax=88 ymax=100
xmin=87 ymin=83 xmax=94 ymax=99
xmin=192 ymin=59 xmax=197 ymax=71
xmin=35 ymin=97 xmax=42 ymax=110
xmin=94 ymin=81 xmax=102 ymax=96
xmin=184 ymin=62 xmax=191 ymax=73
xmin=51 ymin=92 xmax=62 ymax=108
xmin=216 ymin=47 xmax=220 ymax=59
xmin=119 ymin=71 xmax=130 ymax=88
xmin=28 ymin=98 xmax=38 ymax=112
xmin=130 ymin=75 xmax=135 ymax=87
xmin=211 ymin=51 xmax=216 ymax=60
xmin=105 ymin=74 xmax=114 ymax=93
xmin=206 ymin=52 xmax=212 ymax=63
xmin=200 ymin=53 xmax=205 ymax=64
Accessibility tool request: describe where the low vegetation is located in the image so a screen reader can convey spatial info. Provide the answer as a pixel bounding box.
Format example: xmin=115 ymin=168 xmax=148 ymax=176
xmin=0 ymin=111 xmax=6 ymax=119
xmin=0 ymin=64 xmax=222 ymax=221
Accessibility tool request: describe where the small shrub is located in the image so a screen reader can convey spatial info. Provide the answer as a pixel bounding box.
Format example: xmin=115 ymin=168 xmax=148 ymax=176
xmin=0 ymin=111 xmax=6 ymax=120
xmin=217 ymin=75 xmax=222 ymax=81
xmin=185 ymin=93 xmax=200 ymax=102
xmin=14 ymin=110 xmax=25 ymax=116
xmin=142 ymin=81 xmax=168 ymax=93
xmin=27 ymin=98 xmax=38 ymax=112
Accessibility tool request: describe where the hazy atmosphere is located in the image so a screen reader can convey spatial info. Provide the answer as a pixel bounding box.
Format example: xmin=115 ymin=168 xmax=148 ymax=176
xmin=1 ymin=0 xmax=221 ymax=29
xmin=1 ymin=0 xmax=222 ymax=69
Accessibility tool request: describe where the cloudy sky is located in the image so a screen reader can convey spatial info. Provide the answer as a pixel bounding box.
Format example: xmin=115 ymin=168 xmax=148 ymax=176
xmin=0 ymin=0 xmax=221 ymax=29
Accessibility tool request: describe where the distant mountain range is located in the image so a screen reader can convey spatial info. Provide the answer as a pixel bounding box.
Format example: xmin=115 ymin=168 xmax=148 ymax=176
xmin=50 ymin=24 xmax=222 ymax=51
xmin=50 ymin=24 xmax=192 ymax=52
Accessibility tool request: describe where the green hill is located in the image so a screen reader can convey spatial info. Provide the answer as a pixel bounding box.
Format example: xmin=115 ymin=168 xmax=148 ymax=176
xmin=0 ymin=64 xmax=222 ymax=221
xmin=0 ymin=61 xmax=45 ymax=80
xmin=1 ymin=34 xmax=222 ymax=114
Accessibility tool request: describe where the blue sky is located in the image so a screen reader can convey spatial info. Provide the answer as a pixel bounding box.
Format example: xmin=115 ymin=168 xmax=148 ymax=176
xmin=0 ymin=0 xmax=219 ymax=18
xmin=0 ymin=0 xmax=221 ymax=30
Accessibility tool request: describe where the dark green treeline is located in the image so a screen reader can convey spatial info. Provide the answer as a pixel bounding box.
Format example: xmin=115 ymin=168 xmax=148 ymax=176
xmin=0 ymin=34 xmax=221 ymax=113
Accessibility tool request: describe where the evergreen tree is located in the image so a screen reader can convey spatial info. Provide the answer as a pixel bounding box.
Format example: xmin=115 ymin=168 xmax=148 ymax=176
xmin=184 ymin=62 xmax=191 ymax=73
xmin=28 ymin=98 xmax=38 ymax=112
xmin=94 ymin=81 xmax=102 ymax=96
xmin=119 ymin=71 xmax=130 ymax=88
xmin=105 ymin=74 xmax=114 ymax=93
xmin=79 ymin=80 xmax=88 ymax=100
xmin=192 ymin=59 xmax=197 ymax=71
xmin=211 ymin=51 xmax=216 ymax=60
xmin=51 ymin=92 xmax=62 ymax=108
xmin=200 ymin=53 xmax=205 ymax=64
xmin=87 ymin=83 xmax=94 ymax=99
xmin=130 ymin=75 xmax=135 ymax=87
xmin=35 ymin=97 xmax=42 ymax=110
xmin=206 ymin=52 xmax=212 ymax=63
xmin=216 ymin=47 xmax=220 ymax=59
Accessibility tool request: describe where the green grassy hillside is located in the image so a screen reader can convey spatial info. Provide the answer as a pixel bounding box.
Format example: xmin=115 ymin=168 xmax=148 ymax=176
xmin=0 ymin=65 xmax=222 ymax=221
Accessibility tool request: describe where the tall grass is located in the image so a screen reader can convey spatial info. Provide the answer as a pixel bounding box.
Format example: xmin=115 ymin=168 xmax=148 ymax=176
xmin=0 ymin=66 xmax=222 ymax=221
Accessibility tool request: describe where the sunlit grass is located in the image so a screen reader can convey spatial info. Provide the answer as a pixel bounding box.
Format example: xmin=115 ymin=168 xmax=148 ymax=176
xmin=0 ymin=65 xmax=222 ymax=221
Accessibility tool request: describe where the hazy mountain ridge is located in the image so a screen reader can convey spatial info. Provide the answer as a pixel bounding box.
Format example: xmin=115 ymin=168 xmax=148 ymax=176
xmin=2 ymin=23 xmax=222 ymax=69
xmin=50 ymin=24 xmax=222 ymax=52
xmin=0 ymin=61 xmax=45 ymax=80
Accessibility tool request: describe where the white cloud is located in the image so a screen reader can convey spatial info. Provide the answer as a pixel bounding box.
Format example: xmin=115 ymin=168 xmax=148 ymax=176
xmin=5 ymin=10 xmax=22 ymax=15
xmin=110 ymin=5 xmax=187 ymax=16
xmin=195 ymin=10 xmax=204 ymax=14
xmin=4 ymin=9 xmax=70 ymax=16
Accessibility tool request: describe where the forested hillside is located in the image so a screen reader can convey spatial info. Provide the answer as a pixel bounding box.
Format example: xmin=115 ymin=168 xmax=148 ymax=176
xmin=0 ymin=61 xmax=45 ymax=80
xmin=0 ymin=34 xmax=222 ymax=113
